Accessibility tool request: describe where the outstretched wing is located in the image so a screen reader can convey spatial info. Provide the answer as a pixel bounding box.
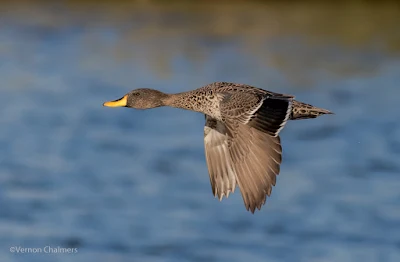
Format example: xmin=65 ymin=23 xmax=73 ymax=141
xmin=204 ymin=117 xmax=237 ymax=200
xmin=203 ymin=92 xmax=292 ymax=212
xmin=225 ymin=120 xmax=282 ymax=213
xmin=204 ymin=116 xmax=283 ymax=213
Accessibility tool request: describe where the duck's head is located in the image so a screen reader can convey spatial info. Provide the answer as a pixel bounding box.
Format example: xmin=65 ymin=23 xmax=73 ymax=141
xmin=103 ymin=88 xmax=168 ymax=109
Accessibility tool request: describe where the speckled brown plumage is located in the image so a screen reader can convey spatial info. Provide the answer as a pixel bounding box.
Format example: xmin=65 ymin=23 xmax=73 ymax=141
xmin=103 ymin=82 xmax=333 ymax=213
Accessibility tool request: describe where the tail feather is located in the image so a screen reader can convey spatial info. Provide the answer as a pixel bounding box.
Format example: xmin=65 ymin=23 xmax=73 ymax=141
xmin=290 ymin=100 xmax=333 ymax=120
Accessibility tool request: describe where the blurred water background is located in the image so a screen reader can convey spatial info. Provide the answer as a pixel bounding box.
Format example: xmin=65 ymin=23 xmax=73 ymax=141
xmin=0 ymin=0 xmax=400 ymax=261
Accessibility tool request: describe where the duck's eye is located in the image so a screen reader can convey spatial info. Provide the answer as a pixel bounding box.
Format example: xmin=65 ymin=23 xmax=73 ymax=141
xmin=133 ymin=93 xmax=140 ymax=96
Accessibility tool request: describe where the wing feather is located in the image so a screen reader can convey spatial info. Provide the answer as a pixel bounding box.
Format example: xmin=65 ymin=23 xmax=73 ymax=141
xmin=204 ymin=118 xmax=237 ymax=200
xmin=204 ymin=116 xmax=283 ymax=213
xmin=227 ymin=123 xmax=282 ymax=212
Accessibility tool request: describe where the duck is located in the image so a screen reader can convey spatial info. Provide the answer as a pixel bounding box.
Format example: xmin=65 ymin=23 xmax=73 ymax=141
xmin=103 ymin=82 xmax=333 ymax=213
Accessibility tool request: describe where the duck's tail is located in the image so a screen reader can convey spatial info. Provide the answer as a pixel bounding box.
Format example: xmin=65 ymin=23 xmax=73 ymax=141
xmin=289 ymin=100 xmax=333 ymax=120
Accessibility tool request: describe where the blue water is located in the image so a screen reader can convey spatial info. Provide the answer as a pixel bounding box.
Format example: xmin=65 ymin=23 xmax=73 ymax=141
xmin=1 ymin=2 xmax=400 ymax=262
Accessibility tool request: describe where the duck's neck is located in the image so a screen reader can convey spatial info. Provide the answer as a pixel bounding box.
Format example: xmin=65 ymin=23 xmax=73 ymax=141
xmin=162 ymin=92 xmax=193 ymax=109
xmin=162 ymin=91 xmax=222 ymax=120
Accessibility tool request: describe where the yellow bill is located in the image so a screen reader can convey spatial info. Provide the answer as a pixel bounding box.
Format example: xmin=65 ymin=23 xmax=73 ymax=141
xmin=103 ymin=95 xmax=128 ymax=107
